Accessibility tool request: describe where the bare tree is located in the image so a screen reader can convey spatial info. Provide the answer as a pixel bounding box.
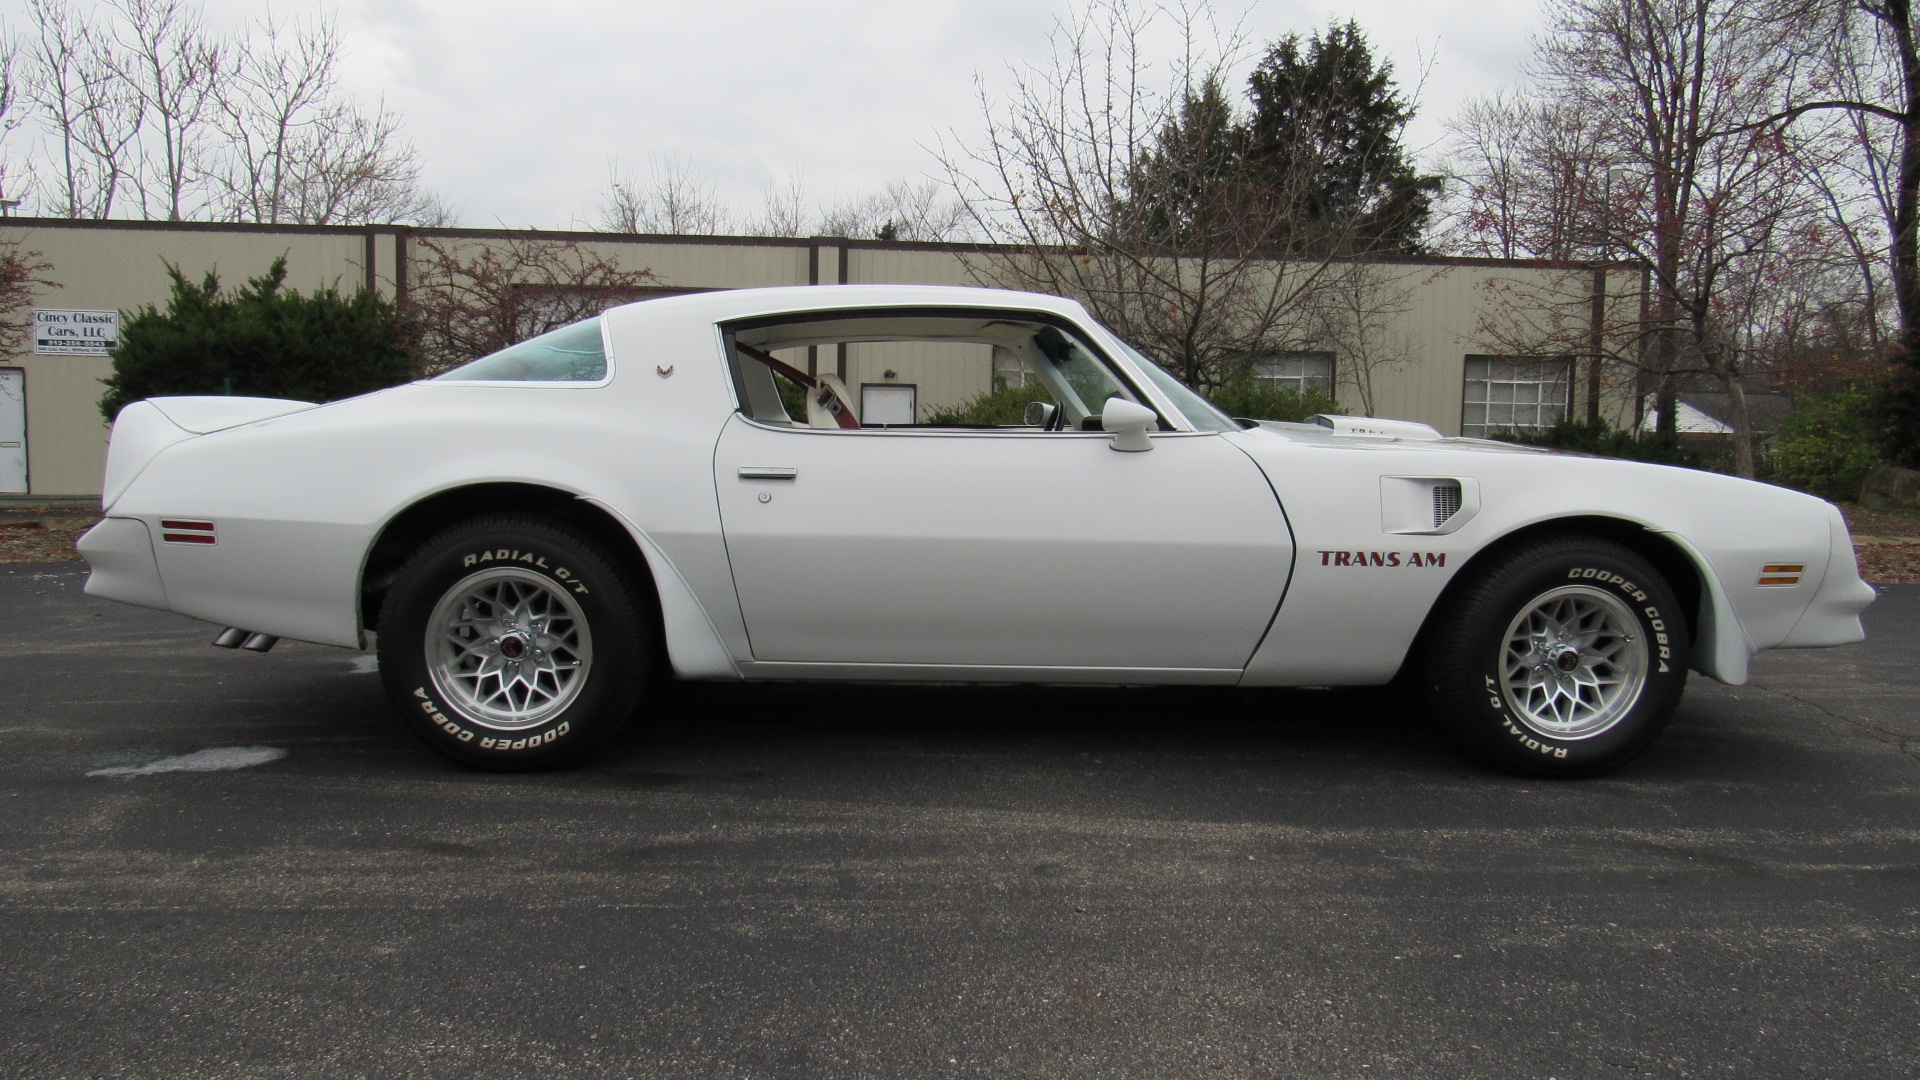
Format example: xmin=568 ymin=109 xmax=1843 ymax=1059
xmin=110 ymin=0 xmax=223 ymax=220
xmin=404 ymin=235 xmax=659 ymax=375
xmin=212 ymin=12 xmax=436 ymax=226
xmin=0 ymin=27 xmax=24 ymax=208
xmin=595 ymin=156 xmax=730 ymax=235
xmin=817 ymin=178 xmax=971 ymax=241
xmin=0 ymin=240 xmax=58 ymax=356
xmin=1309 ymin=260 xmax=1420 ymax=416
xmin=1439 ymin=90 xmax=1612 ymax=262
xmin=1441 ymin=0 xmax=1835 ymax=476
xmin=940 ymin=0 xmax=1382 ymax=389
xmin=13 ymin=0 xmax=442 ymax=225
xmin=743 ymin=172 xmax=811 ymax=236
xmin=22 ymin=0 xmax=146 ymax=219
xmin=1730 ymin=1 xmax=1920 ymax=464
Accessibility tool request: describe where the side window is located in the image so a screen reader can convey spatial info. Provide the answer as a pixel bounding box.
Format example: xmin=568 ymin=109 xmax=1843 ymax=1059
xmin=434 ymin=319 xmax=609 ymax=383
xmin=722 ymin=311 xmax=1143 ymax=431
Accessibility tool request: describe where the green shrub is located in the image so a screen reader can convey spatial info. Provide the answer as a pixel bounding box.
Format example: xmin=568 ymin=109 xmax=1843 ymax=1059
xmin=1492 ymin=417 xmax=1709 ymax=469
xmin=774 ymin=372 xmax=810 ymax=420
xmin=99 ymin=256 xmax=412 ymax=421
xmin=1765 ymin=391 xmax=1880 ymax=501
xmin=1203 ymin=368 xmax=1344 ymax=422
xmin=923 ymin=379 xmax=1056 ymax=425
xmin=1875 ymin=365 xmax=1920 ymax=469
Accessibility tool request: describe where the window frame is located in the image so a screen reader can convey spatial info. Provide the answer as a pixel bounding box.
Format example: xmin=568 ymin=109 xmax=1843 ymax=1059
xmin=1250 ymin=351 xmax=1335 ymax=396
xmin=717 ymin=306 xmax=1186 ymax=437
xmin=427 ymin=317 xmax=618 ymax=389
xmin=1459 ymin=354 xmax=1573 ymax=439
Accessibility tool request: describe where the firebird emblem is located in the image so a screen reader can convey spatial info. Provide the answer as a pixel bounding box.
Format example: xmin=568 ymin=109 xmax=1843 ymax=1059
xmin=656 ymin=365 xmax=675 ymax=378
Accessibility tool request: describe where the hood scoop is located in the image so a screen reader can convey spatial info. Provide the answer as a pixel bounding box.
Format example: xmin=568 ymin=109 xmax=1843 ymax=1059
xmin=1310 ymin=414 xmax=1445 ymax=440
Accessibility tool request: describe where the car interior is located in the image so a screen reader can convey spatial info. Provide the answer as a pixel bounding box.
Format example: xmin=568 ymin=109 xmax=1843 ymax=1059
xmin=723 ymin=312 xmax=1148 ymax=432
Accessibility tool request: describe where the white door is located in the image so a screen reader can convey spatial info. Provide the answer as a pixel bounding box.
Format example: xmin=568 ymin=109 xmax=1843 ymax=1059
xmin=712 ymin=415 xmax=1293 ymax=671
xmin=0 ymin=369 xmax=25 ymax=494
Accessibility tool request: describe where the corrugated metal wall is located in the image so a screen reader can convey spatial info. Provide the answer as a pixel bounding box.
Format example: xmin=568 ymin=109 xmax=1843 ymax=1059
xmin=0 ymin=219 xmax=1632 ymax=496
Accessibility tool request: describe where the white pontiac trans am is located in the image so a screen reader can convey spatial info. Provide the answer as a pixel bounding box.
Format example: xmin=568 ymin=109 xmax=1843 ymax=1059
xmin=78 ymin=285 xmax=1875 ymax=776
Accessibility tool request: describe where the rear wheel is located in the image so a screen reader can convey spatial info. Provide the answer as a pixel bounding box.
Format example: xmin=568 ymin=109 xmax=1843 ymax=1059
xmin=376 ymin=514 xmax=649 ymax=770
xmin=1421 ymin=536 xmax=1691 ymax=777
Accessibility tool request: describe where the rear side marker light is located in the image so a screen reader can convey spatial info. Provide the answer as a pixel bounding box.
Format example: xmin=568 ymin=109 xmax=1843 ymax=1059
xmin=160 ymin=519 xmax=217 ymax=545
xmin=1757 ymin=564 xmax=1804 ymax=587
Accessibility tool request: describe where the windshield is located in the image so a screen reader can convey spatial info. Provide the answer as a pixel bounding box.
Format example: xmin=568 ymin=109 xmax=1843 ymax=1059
xmin=434 ymin=318 xmax=609 ymax=383
xmin=1105 ymin=334 xmax=1239 ymax=432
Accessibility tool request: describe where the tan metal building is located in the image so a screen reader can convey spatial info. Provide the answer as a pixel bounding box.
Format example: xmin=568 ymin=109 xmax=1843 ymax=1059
xmin=0 ymin=218 xmax=1636 ymax=497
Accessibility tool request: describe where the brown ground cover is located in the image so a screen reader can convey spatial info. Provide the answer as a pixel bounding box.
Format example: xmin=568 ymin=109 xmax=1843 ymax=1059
xmin=7 ymin=502 xmax=1920 ymax=583
xmin=0 ymin=511 xmax=100 ymax=564
xmin=1842 ymin=504 xmax=1920 ymax=585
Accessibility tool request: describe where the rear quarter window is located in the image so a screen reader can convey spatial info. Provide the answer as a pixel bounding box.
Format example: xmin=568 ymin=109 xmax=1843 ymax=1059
xmin=433 ymin=319 xmax=609 ymax=383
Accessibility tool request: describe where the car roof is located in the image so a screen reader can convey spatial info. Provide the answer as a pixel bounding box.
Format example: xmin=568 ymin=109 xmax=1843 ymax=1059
xmin=605 ymin=284 xmax=1095 ymax=325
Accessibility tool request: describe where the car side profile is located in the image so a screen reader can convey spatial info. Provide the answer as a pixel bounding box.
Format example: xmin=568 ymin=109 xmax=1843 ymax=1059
xmin=78 ymin=285 xmax=1876 ymax=776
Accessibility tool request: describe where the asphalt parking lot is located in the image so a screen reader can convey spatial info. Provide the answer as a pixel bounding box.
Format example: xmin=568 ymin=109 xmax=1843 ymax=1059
xmin=2 ymin=563 xmax=1916 ymax=1079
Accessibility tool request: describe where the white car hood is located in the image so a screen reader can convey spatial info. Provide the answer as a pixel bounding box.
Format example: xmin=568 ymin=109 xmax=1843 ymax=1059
xmin=1238 ymin=420 xmax=1559 ymax=457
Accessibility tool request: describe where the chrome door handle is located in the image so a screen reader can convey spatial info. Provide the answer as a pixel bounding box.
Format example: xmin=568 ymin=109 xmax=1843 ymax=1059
xmin=738 ymin=466 xmax=798 ymax=480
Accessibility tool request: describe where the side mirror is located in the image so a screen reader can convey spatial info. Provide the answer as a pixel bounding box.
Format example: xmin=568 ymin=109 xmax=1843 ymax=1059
xmin=1100 ymin=397 xmax=1157 ymax=452
xmin=1024 ymin=400 xmax=1058 ymax=428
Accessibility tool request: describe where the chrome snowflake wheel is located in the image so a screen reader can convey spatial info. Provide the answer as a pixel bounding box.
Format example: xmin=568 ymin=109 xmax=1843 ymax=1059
xmin=1498 ymin=584 xmax=1648 ymax=741
xmin=426 ymin=566 xmax=594 ymax=731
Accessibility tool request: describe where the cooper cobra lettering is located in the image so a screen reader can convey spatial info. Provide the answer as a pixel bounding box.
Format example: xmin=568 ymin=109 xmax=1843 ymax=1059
xmin=478 ymin=722 xmax=571 ymax=751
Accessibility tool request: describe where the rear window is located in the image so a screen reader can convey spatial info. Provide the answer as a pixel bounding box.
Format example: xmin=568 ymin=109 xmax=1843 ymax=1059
xmin=433 ymin=319 xmax=609 ymax=383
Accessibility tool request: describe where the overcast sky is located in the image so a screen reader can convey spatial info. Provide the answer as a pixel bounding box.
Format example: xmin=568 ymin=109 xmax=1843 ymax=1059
xmin=157 ymin=0 xmax=1544 ymax=228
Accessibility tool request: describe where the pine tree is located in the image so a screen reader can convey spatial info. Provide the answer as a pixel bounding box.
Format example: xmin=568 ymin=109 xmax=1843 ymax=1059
xmin=100 ymin=257 xmax=413 ymax=420
xmin=1242 ymin=20 xmax=1440 ymax=254
xmin=1126 ymin=76 xmax=1247 ymax=252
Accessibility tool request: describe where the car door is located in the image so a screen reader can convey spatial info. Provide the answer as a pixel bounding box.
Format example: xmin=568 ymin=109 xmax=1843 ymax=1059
xmin=711 ymin=416 xmax=1293 ymax=673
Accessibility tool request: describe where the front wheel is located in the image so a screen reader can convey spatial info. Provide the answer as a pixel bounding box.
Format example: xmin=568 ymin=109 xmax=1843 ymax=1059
xmin=1421 ymin=536 xmax=1691 ymax=777
xmin=376 ymin=514 xmax=650 ymax=770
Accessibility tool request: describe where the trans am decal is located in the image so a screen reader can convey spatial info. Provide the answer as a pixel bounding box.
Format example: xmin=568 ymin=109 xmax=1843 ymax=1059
xmin=1317 ymin=550 xmax=1447 ymax=567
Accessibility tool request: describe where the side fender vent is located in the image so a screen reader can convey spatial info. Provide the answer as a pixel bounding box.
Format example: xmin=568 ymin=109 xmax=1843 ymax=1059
xmin=1381 ymin=476 xmax=1481 ymax=535
xmin=1432 ymin=481 xmax=1463 ymax=528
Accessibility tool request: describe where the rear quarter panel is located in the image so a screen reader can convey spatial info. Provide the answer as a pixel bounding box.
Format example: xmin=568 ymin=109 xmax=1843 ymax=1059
xmin=103 ymin=301 xmax=747 ymax=654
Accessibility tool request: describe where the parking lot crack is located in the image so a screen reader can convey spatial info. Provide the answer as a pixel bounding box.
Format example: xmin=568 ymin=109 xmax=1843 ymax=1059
xmin=1748 ymin=680 xmax=1919 ymax=761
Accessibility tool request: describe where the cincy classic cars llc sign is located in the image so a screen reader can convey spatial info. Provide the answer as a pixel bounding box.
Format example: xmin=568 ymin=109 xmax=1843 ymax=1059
xmin=33 ymin=309 xmax=119 ymax=356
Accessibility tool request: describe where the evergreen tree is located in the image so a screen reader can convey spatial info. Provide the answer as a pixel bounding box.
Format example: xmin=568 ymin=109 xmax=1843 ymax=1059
xmin=1242 ymin=20 xmax=1440 ymax=254
xmin=100 ymin=256 xmax=413 ymax=420
xmin=1126 ymin=76 xmax=1247 ymax=252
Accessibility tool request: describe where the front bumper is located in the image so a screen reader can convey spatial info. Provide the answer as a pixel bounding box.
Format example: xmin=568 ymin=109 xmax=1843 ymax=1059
xmin=1778 ymin=505 xmax=1876 ymax=649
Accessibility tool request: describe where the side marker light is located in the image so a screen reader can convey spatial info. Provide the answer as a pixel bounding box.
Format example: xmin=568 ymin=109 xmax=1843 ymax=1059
xmin=160 ymin=519 xmax=217 ymax=545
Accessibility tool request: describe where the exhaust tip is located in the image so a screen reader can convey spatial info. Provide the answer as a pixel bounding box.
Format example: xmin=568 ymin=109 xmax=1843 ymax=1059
xmin=212 ymin=628 xmax=247 ymax=649
xmin=240 ymin=633 xmax=279 ymax=653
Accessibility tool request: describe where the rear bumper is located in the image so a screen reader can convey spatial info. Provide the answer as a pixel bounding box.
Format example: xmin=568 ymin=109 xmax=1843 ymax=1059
xmin=77 ymin=517 xmax=170 ymax=612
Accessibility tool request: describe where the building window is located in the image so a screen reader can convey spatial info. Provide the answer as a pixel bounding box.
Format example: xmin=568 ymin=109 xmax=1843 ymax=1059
xmin=1252 ymin=352 xmax=1334 ymax=395
xmin=861 ymin=383 xmax=917 ymax=425
xmin=1461 ymin=356 xmax=1571 ymax=438
xmin=992 ymin=345 xmax=1029 ymax=388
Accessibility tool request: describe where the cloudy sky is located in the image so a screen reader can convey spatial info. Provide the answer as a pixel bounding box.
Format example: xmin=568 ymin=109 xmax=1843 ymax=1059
xmin=165 ymin=0 xmax=1544 ymax=228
